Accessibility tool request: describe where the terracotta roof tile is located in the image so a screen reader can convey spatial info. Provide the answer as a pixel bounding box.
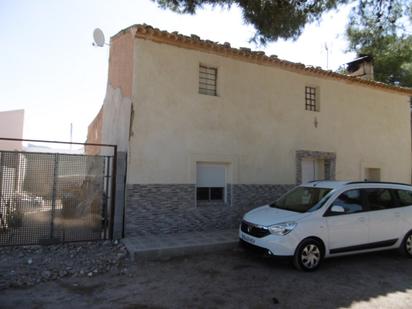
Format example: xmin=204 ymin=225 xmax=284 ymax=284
xmin=112 ymin=24 xmax=412 ymax=96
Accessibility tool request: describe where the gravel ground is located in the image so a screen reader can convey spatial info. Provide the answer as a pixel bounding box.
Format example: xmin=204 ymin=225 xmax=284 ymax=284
xmin=0 ymin=242 xmax=412 ymax=308
xmin=0 ymin=241 xmax=129 ymax=290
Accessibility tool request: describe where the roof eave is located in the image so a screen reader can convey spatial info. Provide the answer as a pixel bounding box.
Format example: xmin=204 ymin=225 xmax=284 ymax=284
xmin=113 ymin=24 xmax=412 ymax=96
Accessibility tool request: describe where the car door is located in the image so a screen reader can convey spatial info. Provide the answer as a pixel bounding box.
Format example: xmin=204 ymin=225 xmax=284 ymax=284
xmin=324 ymin=189 xmax=369 ymax=254
xmin=366 ymin=188 xmax=401 ymax=245
xmin=397 ymin=189 xmax=412 ymax=236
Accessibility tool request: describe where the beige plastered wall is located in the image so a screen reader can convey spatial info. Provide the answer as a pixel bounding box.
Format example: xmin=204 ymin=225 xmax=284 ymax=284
xmin=127 ymin=39 xmax=411 ymax=185
xmin=101 ymin=85 xmax=132 ymax=153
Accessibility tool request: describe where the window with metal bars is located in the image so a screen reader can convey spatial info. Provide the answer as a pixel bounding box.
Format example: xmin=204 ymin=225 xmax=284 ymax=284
xmin=305 ymin=86 xmax=318 ymax=111
xmin=199 ymin=65 xmax=217 ymax=96
xmin=196 ymin=187 xmax=224 ymax=201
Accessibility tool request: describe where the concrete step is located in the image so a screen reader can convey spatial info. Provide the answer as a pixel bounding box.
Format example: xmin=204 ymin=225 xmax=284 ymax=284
xmin=122 ymin=229 xmax=239 ymax=260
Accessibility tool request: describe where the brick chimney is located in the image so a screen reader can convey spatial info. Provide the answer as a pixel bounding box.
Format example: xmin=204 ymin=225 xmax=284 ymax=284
xmin=346 ymin=55 xmax=374 ymax=81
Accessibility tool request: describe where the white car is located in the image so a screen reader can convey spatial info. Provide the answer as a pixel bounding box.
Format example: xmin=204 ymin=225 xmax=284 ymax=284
xmin=239 ymin=181 xmax=412 ymax=271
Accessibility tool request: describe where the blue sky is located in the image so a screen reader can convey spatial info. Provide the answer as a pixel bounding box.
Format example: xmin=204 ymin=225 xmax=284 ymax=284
xmin=0 ymin=0 xmax=355 ymax=144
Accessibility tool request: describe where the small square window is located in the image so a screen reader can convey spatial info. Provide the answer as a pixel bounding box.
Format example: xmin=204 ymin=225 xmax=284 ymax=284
xmin=196 ymin=187 xmax=225 ymax=201
xmin=199 ymin=65 xmax=217 ymax=96
xmin=196 ymin=163 xmax=226 ymax=203
xmin=305 ymin=86 xmax=318 ymax=112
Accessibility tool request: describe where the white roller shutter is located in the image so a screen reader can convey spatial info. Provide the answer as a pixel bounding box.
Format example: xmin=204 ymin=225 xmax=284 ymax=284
xmin=196 ymin=163 xmax=226 ymax=187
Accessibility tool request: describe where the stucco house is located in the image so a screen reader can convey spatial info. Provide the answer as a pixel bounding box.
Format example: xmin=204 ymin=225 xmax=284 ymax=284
xmin=87 ymin=24 xmax=412 ymax=237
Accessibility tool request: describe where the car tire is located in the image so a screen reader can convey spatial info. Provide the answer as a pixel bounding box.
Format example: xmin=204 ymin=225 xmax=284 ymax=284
xmin=293 ymin=238 xmax=324 ymax=271
xmin=399 ymin=231 xmax=412 ymax=258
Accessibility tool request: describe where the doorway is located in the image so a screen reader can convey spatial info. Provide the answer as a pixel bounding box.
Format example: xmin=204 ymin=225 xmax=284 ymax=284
xmin=301 ymin=158 xmax=325 ymax=183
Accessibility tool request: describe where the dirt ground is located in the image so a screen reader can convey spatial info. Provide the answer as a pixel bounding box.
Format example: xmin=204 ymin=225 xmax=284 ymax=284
xmin=1 ymin=245 xmax=412 ymax=309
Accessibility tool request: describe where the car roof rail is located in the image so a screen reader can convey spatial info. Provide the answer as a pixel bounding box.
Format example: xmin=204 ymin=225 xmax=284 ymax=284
xmin=346 ymin=181 xmax=412 ymax=187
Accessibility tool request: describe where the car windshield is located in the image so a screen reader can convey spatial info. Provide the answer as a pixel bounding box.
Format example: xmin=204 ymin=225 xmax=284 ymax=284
xmin=270 ymin=186 xmax=332 ymax=213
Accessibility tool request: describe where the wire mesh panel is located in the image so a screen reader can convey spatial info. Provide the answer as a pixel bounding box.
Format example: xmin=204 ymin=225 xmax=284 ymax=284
xmin=0 ymin=150 xmax=113 ymax=246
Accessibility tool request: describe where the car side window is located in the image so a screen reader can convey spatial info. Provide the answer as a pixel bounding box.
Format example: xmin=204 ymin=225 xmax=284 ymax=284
xmin=328 ymin=189 xmax=364 ymax=215
xmin=365 ymin=188 xmax=396 ymax=210
xmin=397 ymin=190 xmax=412 ymax=207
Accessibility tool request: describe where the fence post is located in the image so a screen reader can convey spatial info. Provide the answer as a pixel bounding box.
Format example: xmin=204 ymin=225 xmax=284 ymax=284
xmin=0 ymin=153 xmax=3 ymax=225
xmin=50 ymin=153 xmax=59 ymax=240
xmin=0 ymin=153 xmax=3 ymax=201
xmin=111 ymin=151 xmax=127 ymax=239
xmin=102 ymin=155 xmax=111 ymax=240
xmin=109 ymin=146 xmax=117 ymax=240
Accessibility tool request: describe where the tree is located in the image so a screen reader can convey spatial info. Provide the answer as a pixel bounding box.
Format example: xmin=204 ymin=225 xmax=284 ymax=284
xmin=155 ymin=0 xmax=412 ymax=87
xmin=153 ymin=0 xmax=411 ymax=44
xmin=346 ymin=1 xmax=412 ymax=87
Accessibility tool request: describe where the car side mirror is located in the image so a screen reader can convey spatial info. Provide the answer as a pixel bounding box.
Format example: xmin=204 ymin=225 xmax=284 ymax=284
xmin=331 ymin=205 xmax=345 ymax=213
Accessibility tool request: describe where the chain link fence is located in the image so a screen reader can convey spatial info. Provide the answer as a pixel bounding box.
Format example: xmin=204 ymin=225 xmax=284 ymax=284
xmin=0 ymin=139 xmax=116 ymax=246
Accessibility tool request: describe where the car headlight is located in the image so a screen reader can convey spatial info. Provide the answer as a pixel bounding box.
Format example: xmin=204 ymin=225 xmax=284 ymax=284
xmin=268 ymin=221 xmax=297 ymax=235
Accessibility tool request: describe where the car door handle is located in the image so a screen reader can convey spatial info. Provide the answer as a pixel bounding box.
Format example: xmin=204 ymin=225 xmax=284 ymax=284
xmin=395 ymin=212 xmax=401 ymax=218
xmin=358 ymin=217 xmax=366 ymax=223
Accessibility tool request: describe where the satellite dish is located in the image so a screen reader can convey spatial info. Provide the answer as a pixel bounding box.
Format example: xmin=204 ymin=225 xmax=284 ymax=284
xmin=93 ymin=28 xmax=105 ymax=47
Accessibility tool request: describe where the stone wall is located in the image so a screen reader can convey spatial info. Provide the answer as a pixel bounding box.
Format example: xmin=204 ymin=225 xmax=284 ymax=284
xmin=125 ymin=183 xmax=293 ymax=236
xmin=232 ymin=184 xmax=295 ymax=212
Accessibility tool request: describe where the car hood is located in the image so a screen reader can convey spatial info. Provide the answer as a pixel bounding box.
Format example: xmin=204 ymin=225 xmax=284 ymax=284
xmin=243 ymin=205 xmax=309 ymax=226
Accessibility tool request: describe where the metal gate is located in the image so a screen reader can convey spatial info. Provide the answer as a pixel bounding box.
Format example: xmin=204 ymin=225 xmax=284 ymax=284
xmin=0 ymin=138 xmax=117 ymax=246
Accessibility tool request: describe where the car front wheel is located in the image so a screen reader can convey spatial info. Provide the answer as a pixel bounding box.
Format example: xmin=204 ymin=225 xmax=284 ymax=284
xmin=400 ymin=232 xmax=412 ymax=258
xmin=293 ymin=239 xmax=324 ymax=271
